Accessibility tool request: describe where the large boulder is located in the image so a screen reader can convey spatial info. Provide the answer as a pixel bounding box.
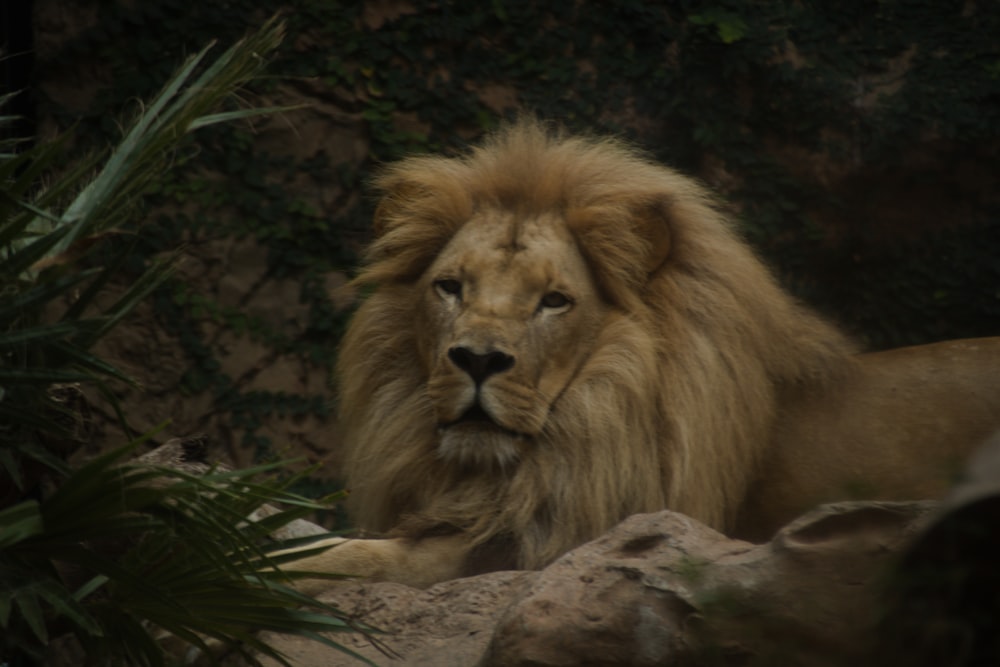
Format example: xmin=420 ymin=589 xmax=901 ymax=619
xmin=244 ymin=501 xmax=936 ymax=666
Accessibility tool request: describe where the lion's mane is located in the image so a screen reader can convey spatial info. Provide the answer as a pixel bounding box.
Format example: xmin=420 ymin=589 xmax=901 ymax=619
xmin=336 ymin=119 xmax=854 ymax=570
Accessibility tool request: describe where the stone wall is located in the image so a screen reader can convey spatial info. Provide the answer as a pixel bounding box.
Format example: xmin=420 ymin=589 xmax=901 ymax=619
xmin=30 ymin=2 xmax=1000 ymax=501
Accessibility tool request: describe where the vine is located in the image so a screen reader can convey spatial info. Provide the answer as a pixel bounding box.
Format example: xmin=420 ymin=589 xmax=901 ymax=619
xmin=36 ymin=1 xmax=1000 ymax=483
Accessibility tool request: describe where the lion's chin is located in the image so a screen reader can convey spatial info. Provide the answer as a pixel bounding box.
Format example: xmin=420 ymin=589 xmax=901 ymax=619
xmin=437 ymin=423 xmax=523 ymax=468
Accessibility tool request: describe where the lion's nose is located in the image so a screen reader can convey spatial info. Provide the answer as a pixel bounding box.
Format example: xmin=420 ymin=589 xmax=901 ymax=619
xmin=448 ymin=346 xmax=515 ymax=384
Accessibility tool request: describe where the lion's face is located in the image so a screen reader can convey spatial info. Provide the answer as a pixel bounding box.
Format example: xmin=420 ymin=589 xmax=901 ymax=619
xmin=416 ymin=209 xmax=608 ymax=468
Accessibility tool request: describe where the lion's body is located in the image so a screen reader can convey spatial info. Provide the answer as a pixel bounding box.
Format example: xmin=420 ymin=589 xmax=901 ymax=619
xmin=736 ymin=337 xmax=1000 ymax=541
xmin=289 ymin=120 xmax=1000 ymax=590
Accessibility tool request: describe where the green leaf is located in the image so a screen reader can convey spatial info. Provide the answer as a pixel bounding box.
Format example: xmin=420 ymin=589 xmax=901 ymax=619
xmin=34 ymin=578 xmax=104 ymax=638
xmin=73 ymin=574 xmax=110 ymax=602
xmin=0 ymin=223 xmax=75 ymax=279
xmin=0 ymin=446 xmax=25 ymax=488
xmin=0 ymin=436 xmax=72 ymax=476
xmin=188 ymin=105 xmax=303 ymax=131
xmin=0 ymin=500 xmax=44 ymax=548
xmin=0 ymin=367 xmax=93 ymax=384
xmin=15 ymin=588 xmax=49 ymax=644
xmin=717 ymin=18 xmax=748 ymax=44
xmin=688 ymin=10 xmax=748 ymax=44
xmin=0 ymin=267 xmax=99 ymax=320
xmin=73 ymin=254 xmax=177 ymax=348
xmin=0 ymin=321 xmax=77 ymax=347
xmin=46 ymin=340 xmax=136 ymax=385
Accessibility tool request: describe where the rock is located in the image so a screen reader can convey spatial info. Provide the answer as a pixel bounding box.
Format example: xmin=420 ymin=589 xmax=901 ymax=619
xmin=483 ymin=502 xmax=935 ymax=667
xmin=247 ymin=571 xmax=538 ymax=667
xmin=242 ymin=501 xmax=935 ymax=666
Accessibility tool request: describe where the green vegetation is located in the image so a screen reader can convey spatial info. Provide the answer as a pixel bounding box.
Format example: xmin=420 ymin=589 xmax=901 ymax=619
xmin=34 ymin=2 xmax=998 ymax=468
xmin=7 ymin=3 xmax=996 ymax=660
xmin=1 ymin=19 xmax=366 ymax=666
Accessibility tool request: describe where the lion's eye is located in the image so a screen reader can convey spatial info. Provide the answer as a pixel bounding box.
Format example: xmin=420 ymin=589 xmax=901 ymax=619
xmin=434 ymin=279 xmax=463 ymax=300
xmin=539 ymin=291 xmax=571 ymax=310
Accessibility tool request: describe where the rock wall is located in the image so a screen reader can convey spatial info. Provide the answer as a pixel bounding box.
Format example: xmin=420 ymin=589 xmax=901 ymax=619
xmin=30 ymin=1 xmax=1000 ymax=501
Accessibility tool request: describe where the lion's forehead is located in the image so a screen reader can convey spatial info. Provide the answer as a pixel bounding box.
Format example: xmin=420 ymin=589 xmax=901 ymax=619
xmin=432 ymin=212 xmax=594 ymax=301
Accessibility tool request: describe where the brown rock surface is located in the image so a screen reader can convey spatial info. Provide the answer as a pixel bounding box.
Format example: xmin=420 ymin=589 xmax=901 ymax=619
xmin=241 ymin=501 xmax=935 ymax=666
xmin=483 ymin=502 xmax=934 ymax=667
xmin=249 ymin=572 xmax=537 ymax=667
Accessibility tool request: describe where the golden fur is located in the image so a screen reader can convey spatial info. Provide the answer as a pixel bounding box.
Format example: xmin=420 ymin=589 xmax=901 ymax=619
xmin=286 ymin=120 xmax=1000 ymax=590
xmin=337 ymin=119 xmax=854 ymax=569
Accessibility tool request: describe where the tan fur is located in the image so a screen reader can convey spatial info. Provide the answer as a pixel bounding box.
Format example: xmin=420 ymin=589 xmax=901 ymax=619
xmin=287 ymin=120 xmax=1000 ymax=590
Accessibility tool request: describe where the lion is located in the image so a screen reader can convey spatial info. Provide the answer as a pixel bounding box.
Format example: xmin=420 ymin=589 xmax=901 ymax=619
xmin=286 ymin=119 xmax=1000 ymax=591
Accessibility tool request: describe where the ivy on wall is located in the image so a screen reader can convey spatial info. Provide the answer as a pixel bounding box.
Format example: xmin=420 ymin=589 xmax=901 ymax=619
xmin=36 ymin=1 xmax=1000 ymax=469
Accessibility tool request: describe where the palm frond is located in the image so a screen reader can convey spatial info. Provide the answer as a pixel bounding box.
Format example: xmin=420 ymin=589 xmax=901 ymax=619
xmin=1 ymin=16 xmax=369 ymax=666
xmin=2 ymin=439 xmax=368 ymax=666
xmin=0 ymin=16 xmax=286 ymax=461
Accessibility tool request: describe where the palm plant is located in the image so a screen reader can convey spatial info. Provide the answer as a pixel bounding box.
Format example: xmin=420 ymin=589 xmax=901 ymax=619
xmin=0 ymin=18 xmax=369 ymax=667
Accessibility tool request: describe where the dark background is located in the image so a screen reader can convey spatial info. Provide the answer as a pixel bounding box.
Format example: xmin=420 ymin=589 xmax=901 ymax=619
xmin=8 ymin=0 xmax=999 ymax=487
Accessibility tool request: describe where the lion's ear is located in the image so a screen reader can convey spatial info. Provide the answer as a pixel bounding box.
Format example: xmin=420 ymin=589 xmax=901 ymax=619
xmin=570 ymin=195 xmax=674 ymax=305
xmin=631 ymin=197 xmax=673 ymax=276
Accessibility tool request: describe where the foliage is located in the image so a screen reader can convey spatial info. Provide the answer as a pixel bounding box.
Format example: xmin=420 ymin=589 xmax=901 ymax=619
xmin=1 ymin=19 xmax=366 ymax=666
xmin=11 ymin=4 xmax=995 ymax=657
xmin=1 ymin=440 xmax=369 ymax=666
xmin=35 ymin=2 xmax=1000 ymax=464
xmin=1 ymin=12 xmax=287 ymax=487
